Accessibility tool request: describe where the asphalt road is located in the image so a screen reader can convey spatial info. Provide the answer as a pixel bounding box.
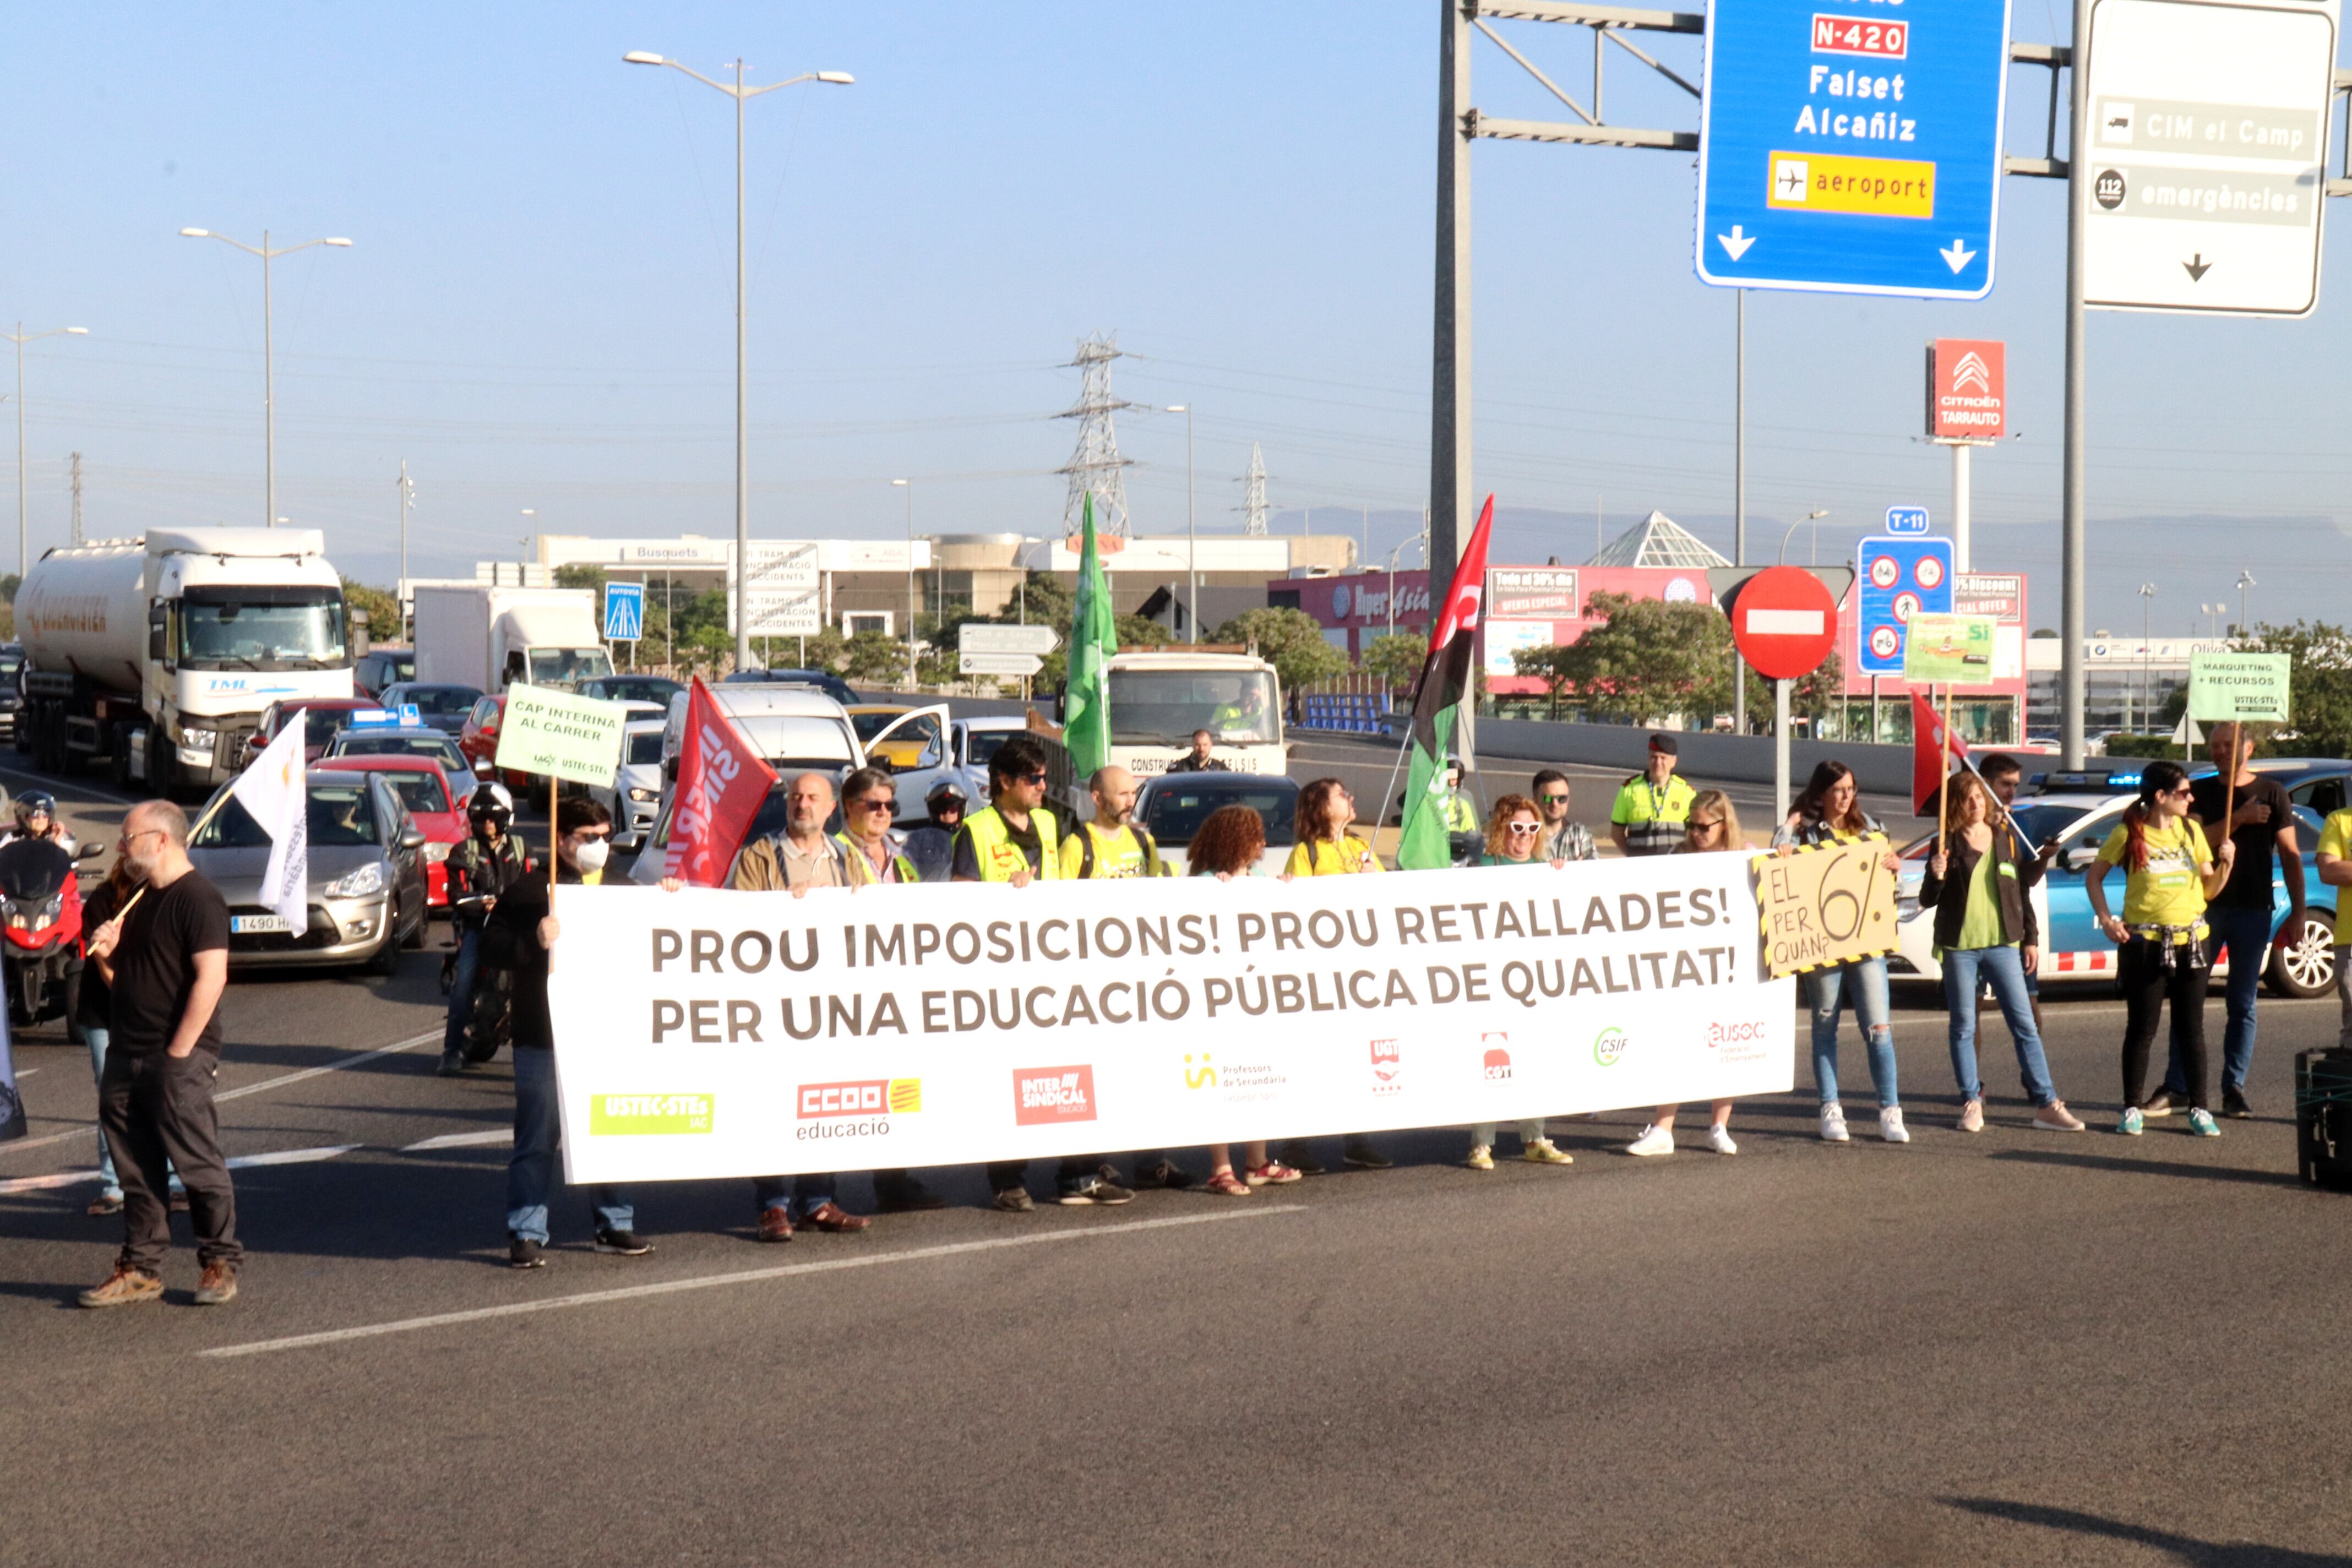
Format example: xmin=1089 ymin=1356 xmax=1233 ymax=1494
xmin=4 ymin=749 xmax=2349 ymax=1565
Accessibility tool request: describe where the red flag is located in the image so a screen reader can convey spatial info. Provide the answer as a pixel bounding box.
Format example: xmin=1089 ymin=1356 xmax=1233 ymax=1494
xmin=1406 ymin=494 xmax=1495 ymax=759
xmin=1910 ymin=689 xmax=1969 ymax=814
xmin=662 ymin=677 xmax=778 ymax=887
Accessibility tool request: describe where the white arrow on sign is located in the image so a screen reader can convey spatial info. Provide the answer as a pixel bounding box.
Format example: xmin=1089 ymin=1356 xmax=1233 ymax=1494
xmin=959 ymin=623 xmax=1059 ymax=656
xmin=960 ymin=651 xmax=1043 ymax=677
xmin=1940 ymin=239 xmax=1977 ymax=274
xmin=1718 ymin=225 xmax=1756 ymax=260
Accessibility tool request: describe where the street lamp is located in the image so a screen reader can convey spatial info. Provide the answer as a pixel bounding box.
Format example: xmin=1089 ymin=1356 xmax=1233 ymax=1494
xmin=893 ymin=478 xmax=914 ymax=689
xmin=625 ymin=52 xmax=854 ymax=672
xmin=2236 ymin=569 xmax=2256 ymax=639
xmin=1777 ymin=509 xmax=1830 ymax=565
xmin=1166 ymin=405 xmax=1196 ymax=639
xmin=179 ymin=230 xmax=351 ymax=531
xmin=2138 ymin=582 xmax=2156 ymax=732
xmin=0 ymin=324 xmax=88 ymax=580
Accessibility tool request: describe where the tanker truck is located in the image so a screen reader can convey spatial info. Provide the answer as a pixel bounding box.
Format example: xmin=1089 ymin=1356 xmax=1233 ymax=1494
xmin=15 ymin=528 xmax=353 ymax=794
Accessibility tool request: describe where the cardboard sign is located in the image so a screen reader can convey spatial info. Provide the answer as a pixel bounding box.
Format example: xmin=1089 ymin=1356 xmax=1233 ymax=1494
xmin=2186 ymin=651 xmax=2292 ymax=723
xmin=1752 ymin=834 xmax=1900 ymax=979
xmin=494 ymin=684 xmax=630 ymax=787
xmin=1901 ymin=612 xmax=1998 ymax=683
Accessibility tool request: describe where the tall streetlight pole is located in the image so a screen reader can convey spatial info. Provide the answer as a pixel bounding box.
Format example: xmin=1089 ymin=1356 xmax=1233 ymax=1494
xmin=1166 ymin=405 xmax=1195 ymax=638
xmin=2138 ymin=582 xmax=2156 ymax=732
xmin=893 ymin=478 xmax=914 ymax=688
xmin=2236 ymin=569 xmax=2256 ymax=638
xmin=625 ymin=52 xmax=853 ymax=672
xmin=398 ymin=460 xmax=414 ymax=641
xmin=179 ymin=230 xmax=352 ymax=531
xmin=1 ymin=324 xmax=88 ymax=580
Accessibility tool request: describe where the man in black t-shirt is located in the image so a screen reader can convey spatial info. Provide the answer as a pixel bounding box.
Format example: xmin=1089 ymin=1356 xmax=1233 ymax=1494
xmin=79 ymin=799 xmax=241 ymax=1309
xmin=2154 ymin=723 xmax=2306 ymax=1120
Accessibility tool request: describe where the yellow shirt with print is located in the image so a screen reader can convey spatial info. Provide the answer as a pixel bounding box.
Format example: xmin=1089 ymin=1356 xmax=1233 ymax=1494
xmin=1283 ymin=836 xmax=1384 ymax=876
xmin=1058 ymin=823 xmax=1150 ymax=880
xmin=2318 ymin=809 xmax=2352 ymax=943
xmin=2096 ymin=815 xmax=2213 ymax=935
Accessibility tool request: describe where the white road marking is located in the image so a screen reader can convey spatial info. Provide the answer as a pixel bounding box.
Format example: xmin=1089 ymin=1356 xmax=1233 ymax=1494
xmin=200 ymin=1205 xmax=1308 ymax=1359
xmin=0 ymin=1167 xmax=104 ymax=1194
xmin=15 ymin=1068 xmax=37 ymax=1077
xmin=0 ymin=1142 xmax=358 ymax=1194
xmin=214 ymin=1029 xmax=442 ymax=1102
xmin=0 ymin=763 xmax=140 ymax=809
xmin=4 ymin=1125 xmax=115 ymax=1155
xmin=401 ymin=1129 xmax=511 ymax=1151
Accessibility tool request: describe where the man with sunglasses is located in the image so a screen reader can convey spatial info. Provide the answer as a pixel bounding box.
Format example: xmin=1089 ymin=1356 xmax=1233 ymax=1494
xmin=478 ymin=797 xmax=652 ymax=1270
xmin=1531 ymin=770 xmax=1597 ymax=863
xmin=1610 ymin=734 xmax=1696 ymax=857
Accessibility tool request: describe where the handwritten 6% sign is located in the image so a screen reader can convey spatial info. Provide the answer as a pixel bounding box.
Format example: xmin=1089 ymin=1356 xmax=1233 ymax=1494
xmin=1751 ymin=833 xmax=1901 ymax=979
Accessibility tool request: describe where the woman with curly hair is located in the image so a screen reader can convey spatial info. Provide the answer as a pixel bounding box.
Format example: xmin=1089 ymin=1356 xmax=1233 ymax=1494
xmin=1462 ymin=793 xmax=1576 ymax=1170
xmin=1283 ymin=777 xmax=1382 ymax=877
xmin=1188 ymin=806 xmax=1302 ymax=1195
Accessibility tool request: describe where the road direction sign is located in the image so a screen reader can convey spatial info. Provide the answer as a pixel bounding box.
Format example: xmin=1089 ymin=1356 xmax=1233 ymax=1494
xmin=1856 ymin=536 xmax=1954 ymax=674
xmin=2081 ymin=0 xmax=2340 ymax=316
xmin=1885 ymin=506 xmax=1932 ymax=535
xmin=730 ymin=542 xmax=820 ymax=638
xmin=959 ymin=623 xmax=1058 ymax=656
xmin=1695 ymin=0 xmax=2013 ymax=298
xmin=1725 ymin=565 xmax=1840 ymax=679
xmin=960 ymin=651 xmax=1043 ymax=678
xmin=602 ymin=581 xmax=645 ymax=641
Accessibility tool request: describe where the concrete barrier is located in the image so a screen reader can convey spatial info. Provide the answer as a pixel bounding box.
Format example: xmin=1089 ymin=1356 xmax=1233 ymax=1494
xmin=1469 ymin=717 xmax=1920 ymax=798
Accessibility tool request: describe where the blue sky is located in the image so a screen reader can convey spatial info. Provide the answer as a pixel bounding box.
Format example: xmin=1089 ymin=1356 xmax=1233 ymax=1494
xmin=1 ymin=2 xmax=2345 ymax=633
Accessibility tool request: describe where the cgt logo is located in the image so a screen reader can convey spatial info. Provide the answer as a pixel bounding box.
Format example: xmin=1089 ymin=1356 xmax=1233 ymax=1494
xmin=1593 ymin=1027 xmax=1630 ymax=1068
xmin=1369 ymin=1039 xmax=1402 ymax=1095
xmin=798 ymin=1079 xmax=922 ymax=1118
xmin=1014 ymin=1065 xmax=1097 ymax=1126
xmin=1706 ymin=1021 xmax=1767 ymax=1049
xmin=1482 ymin=1031 xmax=1512 ymax=1081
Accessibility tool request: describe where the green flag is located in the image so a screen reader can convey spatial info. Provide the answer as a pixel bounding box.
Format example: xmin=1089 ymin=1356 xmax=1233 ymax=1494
xmin=1397 ymin=708 xmax=1458 ymax=870
xmin=1063 ymin=493 xmax=1117 ymax=774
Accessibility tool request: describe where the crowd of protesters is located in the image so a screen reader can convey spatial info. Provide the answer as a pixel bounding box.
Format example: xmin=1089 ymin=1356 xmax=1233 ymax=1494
xmin=66 ymin=718 xmax=2326 ymax=1302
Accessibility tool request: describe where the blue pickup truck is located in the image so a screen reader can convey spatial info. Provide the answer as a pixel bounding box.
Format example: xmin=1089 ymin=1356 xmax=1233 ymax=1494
xmin=1891 ymin=759 xmax=2344 ymax=999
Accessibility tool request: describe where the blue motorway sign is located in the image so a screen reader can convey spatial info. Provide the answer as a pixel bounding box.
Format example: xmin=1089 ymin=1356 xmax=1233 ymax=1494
xmin=603 ymin=581 xmax=645 ymax=641
xmin=1885 ymin=505 xmax=1931 ymax=535
xmin=1855 ymin=535 xmax=1954 ymax=674
xmin=1695 ymin=0 xmax=2012 ymax=299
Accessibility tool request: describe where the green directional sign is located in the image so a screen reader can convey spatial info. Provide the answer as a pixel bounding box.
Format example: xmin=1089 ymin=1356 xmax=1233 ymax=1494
xmin=494 ymin=684 xmax=631 ymax=786
xmin=1901 ymin=612 xmax=1997 ymax=683
xmin=2187 ymin=651 xmax=2292 ymax=723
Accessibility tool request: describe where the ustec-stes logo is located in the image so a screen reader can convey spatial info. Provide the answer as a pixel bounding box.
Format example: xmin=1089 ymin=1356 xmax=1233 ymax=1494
xmin=1014 ymin=1065 xmax=1098 ymax=1126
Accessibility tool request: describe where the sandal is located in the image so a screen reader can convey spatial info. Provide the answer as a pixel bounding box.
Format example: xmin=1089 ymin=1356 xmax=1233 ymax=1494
xmin=1244 ymin=1161 xmax=1302 ymax=1185
xmin=1204 ymin=1169 xmax=1253 ymax=1197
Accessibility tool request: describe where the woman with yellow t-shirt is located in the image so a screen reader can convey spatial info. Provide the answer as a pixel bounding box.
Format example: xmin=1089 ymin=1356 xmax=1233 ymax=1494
xmin=1282 ymin=777 xmax=1384 ymax=878
xmin=2086 ymin=760 xmax=2236 ymax=1137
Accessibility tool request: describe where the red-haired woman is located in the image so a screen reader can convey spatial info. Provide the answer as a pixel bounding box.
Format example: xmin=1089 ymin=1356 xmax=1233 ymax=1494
xmin=1189 ymin=806 xmax=1303 ymax=1196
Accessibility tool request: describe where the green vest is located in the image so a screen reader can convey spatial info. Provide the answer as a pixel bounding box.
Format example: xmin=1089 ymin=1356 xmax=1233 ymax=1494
xmin=964 ymin=805 xmax=1060 ymax=883
xmin=834 ymin=831 xmax=917 ymax=888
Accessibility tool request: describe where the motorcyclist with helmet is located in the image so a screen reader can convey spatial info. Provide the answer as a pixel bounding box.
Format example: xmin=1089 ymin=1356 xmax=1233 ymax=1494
xmin=0 ymin=790 xmax=76 ymax=854
xmin=902 ymin=778 xmax=967 ymax=884
xmin=0 ymin=789 xmax=84 ymax=1037
xmin=438 ymin=783 xmax=532 ymax=1076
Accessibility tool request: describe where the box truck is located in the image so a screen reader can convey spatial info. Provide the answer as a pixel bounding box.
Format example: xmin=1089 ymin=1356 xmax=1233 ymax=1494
xmin=412 ymin=584 xmax=612 ymax=694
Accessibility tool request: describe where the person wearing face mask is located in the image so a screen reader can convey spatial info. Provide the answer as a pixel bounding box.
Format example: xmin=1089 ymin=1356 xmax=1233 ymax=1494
xmin=439 ymin=783 xmax=531 ymax=1076
xmin=480 ymin=797 xmax=649 ymax=1269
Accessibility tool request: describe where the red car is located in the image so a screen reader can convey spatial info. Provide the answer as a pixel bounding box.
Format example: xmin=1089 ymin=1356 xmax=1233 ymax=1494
xmin=246 ymin=696 xmax=383 ymax=769
xmin=458 ymin=694 xmax=532 ymax=790
xmin=313 ymin=755 xmax=467 ymax=907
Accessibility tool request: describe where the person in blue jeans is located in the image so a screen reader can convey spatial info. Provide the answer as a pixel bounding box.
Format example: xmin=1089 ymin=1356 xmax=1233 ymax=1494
xmin=480 ymin=798 xmax=646 ymax=1268
xmin=1775 ymin=761 xmax=1909 ymax=1144
xmin=79 ymin=858 xmax=182 ymax=1215
xmin=1921 ymin=771 xmax=2085 ymax=1133
xmin=439 ymin=785 xmax=529 ymax=1077
xmin=2168 ymin=722 xmax=2303 ymax=1120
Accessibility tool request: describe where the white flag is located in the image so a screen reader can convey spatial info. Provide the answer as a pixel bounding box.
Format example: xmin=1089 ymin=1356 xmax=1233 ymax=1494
xmin=229 ymin=720 xmax=308 ymax=936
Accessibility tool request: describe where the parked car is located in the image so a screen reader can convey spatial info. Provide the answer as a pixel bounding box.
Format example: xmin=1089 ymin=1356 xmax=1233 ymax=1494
xmin=353 ymin=645 xmax=415 ymax=699
xmin=1133 ymin=772 xmax=1300 ymax=876
xmin=375 ymin=681 xmax=485 ymax=736
xmin=722 ymin=667 xmax=859 ymax=706
xmin=189 ymin=770 xmax=428 ymax=973
xmin=313 ymin=755 xmax=467 ymax=907
xmin=590 ymin=718 xmax=668 ymax=852
xmin=1890 ymin=759 xmax=2344 ymax=998
xmin=323 ymin=725 xmax=477 ymax=806
xmin=244 ymin=696 xmax=384 ymax=767
xmin=579 ymin=675 xmax=684 ymax=709
xmin=458 ymin=694 xmax=522 ymax=790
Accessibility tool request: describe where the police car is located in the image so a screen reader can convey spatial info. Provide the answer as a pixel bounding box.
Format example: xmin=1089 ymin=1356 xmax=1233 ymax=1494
xmin=1889 ymin=761 xmax=2344 ymax=999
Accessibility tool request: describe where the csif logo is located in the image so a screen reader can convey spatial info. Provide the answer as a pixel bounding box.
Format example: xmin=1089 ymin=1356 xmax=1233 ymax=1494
xmin=1184 ymin=1052 xmax=1217 ymax=1091
xmin=1013 ymin=1065 xmax=1097 ymax=1126
xmin=1593 ymin=1028 xmax=1630 ymax=1068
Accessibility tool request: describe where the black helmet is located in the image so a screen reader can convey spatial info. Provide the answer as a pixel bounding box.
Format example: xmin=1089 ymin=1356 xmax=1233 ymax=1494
xmin=925 ymin=778 xmax=968 ymax=807
xmin=13 ymin=790 xmax=56 ymax=829
xmin=467 ymin=783 xmax=513 ymax=832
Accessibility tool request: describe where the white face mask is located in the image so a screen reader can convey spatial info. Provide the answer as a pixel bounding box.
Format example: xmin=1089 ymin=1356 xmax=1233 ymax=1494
xmin=572 ymin=839 xmax=610 ymax=875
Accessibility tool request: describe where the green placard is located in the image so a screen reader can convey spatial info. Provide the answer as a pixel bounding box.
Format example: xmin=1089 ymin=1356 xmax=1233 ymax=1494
xmin=1901 ymin=613 xmax=1997 ymax=683
xmin=493 ymin=684 xmax=630 ymax=786
xmin=2187 ymin=651 xmax=2292 ymax=723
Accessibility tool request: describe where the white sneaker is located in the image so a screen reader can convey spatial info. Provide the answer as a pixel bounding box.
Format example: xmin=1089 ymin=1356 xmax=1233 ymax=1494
xmin=1958 ymin=1099 xmax=1985 ymax=1133
xmin=1819 ymin=1104 xmax=1850 ymax=1143
xmin=1879 ymin=1106 xmax=1910 ymax=1144
xmin=1707 ymin=1124 xmax=1738 ymax=1156
xmin=1626 ymin=1124 xmax=1675 ymax=1157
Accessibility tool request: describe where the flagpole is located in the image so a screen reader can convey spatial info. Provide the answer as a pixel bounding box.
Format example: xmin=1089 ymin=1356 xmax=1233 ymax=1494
xmin=1938 ymin=683 xmax=1956 ymax=858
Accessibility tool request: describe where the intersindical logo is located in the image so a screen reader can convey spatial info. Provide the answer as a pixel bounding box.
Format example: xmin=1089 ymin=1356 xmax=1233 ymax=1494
xmin=1014 ymin=1065 xmax=1097 ymax=1126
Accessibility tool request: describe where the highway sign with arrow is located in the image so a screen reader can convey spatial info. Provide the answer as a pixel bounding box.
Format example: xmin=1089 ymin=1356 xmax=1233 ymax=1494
xmin=1696 ymin=0 xmax=2013 ymax=299
xmin=959 ymin=623 xmax=1059 ymax=656
xmin=959 ymin=651 xmax=1044 ymax=678
xmin=2079 ymin=0 xmax=2339 ymax=316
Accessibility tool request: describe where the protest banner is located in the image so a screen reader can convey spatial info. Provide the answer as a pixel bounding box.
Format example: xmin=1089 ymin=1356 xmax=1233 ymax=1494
xmin=493 ymin=685 xmax=631 ymax=787
xmin=546 ymin=852 xmax=1796 ymax=1183
xmin=1752 ymin=834 xmax=1900 ymax=979
xmin=1901 ymin=613 xmax=1998 ymax=683
xmin=2186 ymin=652 xmax=2291 ymax=724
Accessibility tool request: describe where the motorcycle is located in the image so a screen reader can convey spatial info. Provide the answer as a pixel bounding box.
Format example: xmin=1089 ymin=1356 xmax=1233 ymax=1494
xmin=0 ymin=835 xmax=100 ymax=1035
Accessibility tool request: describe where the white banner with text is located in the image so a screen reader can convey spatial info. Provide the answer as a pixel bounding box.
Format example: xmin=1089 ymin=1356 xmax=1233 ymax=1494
xmin=548 ymin=853 xmax=1796 ymax=1182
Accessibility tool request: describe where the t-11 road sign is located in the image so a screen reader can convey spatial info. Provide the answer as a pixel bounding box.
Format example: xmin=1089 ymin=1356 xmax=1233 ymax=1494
xmin=1696 ymin=0 xmax=2014 ymax=298
xmin=2080 ymin=0 xmax=2341 ymax=316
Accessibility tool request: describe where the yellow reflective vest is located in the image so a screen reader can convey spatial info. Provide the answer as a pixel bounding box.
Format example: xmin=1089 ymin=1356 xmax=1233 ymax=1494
xmin=962 ymin=805 xmax=1060 ymax=882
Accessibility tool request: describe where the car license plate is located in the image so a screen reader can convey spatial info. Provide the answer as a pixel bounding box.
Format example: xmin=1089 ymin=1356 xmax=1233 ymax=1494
xmin=231 ymin=914 xmax=291 ymax=934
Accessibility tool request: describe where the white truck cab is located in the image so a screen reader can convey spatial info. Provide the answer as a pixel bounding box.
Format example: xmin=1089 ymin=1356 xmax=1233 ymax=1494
xmin=1090 ymin=650 xmax=1287 ymax=777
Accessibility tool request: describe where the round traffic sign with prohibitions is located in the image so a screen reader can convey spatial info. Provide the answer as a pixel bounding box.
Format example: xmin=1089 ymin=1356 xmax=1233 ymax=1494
xmin=1914 ymin=556 xmax=1945 ymax=591
xmin=1869 ymin=556 xmax=1901 ymax=589
xmin=1728 ymin=565 xmax=1839 ymax=680
xmin=1870 ymin=625 xmax=1901 ymax=660
xmin=1893 ymin=591 xmax=1921 ymax=623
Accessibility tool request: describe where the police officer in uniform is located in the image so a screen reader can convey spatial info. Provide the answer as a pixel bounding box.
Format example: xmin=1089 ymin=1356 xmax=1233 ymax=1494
xmin=1609 ymin=734 xmax=1697 ymax=857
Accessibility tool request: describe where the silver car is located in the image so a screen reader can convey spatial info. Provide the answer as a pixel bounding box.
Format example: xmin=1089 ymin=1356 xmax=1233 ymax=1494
xmin=190 ymin=771 xmax=429 ymax=973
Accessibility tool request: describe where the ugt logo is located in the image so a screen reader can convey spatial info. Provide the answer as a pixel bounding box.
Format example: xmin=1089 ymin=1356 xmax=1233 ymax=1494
xmin=1369 ymin=1039 xmax=1402 ymax=1095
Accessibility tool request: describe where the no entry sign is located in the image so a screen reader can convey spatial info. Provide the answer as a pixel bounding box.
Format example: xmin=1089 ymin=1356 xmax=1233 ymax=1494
xmin=1727 ymin=565 xmax=1838 ymax=679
